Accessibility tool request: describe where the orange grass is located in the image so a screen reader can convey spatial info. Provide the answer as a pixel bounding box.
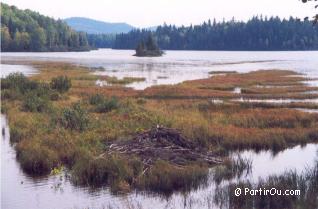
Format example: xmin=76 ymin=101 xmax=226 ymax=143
xmin=1 ymin=61 xmax=318 ymax=192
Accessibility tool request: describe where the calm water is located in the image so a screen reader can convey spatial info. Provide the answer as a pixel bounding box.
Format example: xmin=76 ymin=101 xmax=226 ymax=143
xmin=1 ymin=49 xmax=318 ymax=89
xmin=0 ymin=64 xmax=37 ymax=78
xmin=1 ymin=50 xmax=318 ymax=209
xmin=1 ymin=115 xmax=317 ymax=209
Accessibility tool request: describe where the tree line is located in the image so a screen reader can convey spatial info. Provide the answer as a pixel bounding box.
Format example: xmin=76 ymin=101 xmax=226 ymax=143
xmin=113 ymin=16 xmax=318 ymax=51
xmin=1 ymin=2 xmax=317 ymax=52
xmin=1 ymin=3 xmax=91 ymax=52
xmin=87 ymin=34 xmax=115 ymax=48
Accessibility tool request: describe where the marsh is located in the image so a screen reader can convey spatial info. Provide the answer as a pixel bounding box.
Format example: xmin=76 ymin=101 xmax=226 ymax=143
xmin=1 ymin=49 xmax=318 ymax=209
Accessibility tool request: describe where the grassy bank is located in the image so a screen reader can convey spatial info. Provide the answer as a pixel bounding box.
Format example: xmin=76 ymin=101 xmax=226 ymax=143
xmin=1 ymin=62 xmax=318 ymax=194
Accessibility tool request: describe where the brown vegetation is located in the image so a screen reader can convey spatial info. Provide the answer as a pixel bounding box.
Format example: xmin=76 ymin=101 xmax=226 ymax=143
xmin=1 ymin=61 xmax=317 ymax=194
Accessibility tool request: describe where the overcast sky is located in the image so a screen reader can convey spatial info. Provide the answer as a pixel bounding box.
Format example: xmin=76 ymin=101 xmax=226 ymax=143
xmin=2 ymin=0 xmax=315 ymax=27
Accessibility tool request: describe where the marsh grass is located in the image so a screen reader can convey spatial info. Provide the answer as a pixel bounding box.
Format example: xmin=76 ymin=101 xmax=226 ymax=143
xmin=103 ymin=76 xmax=146 ymax=85
xmin=71 ymin=153 xmax=208 ymax=195
xmin=143 ymin=70 xmax=317 ymax=100
xmin=17 ymin=142 xmax=59 ymax=175
xmin=71 ymin=153 xmax=134 ymax=189
xmin=215 ymin=161 xmax=318 ymax=209
xmin=2 ymin=63 xmax=318 ymax=194
xmin=136 ymin=160 xmax=209 ymax=195
xmin=213 ymin=156 xmax=253 ymax=184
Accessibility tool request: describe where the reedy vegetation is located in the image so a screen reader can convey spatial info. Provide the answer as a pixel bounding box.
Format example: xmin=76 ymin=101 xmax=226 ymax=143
xmin=1 ymin=62 xmax=318 ymax=194
xmin=214 ymin=160 xmax=318 ymax=209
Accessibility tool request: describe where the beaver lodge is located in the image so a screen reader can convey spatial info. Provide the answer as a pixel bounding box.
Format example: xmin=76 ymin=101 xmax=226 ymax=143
xmin=106 ymin=127 xmax=222 ymax=172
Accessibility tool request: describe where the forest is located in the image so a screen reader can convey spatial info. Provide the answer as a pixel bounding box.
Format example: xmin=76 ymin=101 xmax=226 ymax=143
xmin=113 ymin=17 xmax=318 ymax=50
xmin=1 ymin=2 xmax=318 ymax=52
xmin=1 ymin=3 xmax=91 ymax=52
xmin=87 ymin=34 xmax=115 ymax=48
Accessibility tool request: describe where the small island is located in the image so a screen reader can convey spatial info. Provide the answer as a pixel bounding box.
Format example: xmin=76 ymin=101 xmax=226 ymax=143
xmin=134 ymin=35 xmax=164 ymax=57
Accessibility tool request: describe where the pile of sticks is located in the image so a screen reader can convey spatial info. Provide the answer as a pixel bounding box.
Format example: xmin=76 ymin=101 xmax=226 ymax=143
xmin=106 ymin=127 xmax=222 ymax=168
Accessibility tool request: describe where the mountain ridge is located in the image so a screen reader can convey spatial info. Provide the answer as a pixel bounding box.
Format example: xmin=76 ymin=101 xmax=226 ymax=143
xmin=64 ymin=17 xmax=134 ymax=34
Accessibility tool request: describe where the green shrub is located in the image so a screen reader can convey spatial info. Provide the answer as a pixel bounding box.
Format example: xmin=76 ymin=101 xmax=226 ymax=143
xmin=50 ymin=76 xmax=72 ymax=93
xmin=60 ymin=103 xmax=89 ymax=131
xmin=89 ymin=94 xmax=119 ymax=113
xmin=1 ymin=72 xmax=38 ymax=94
xmin=95 ymin=97 xmax=119 ymax=113
xmin=1 ymin=73 xmax=28 ymax=89
xmin=34 ymin=83 xmax=51 ymax=97
xmin=1 ymin=89 xmax=21 ymax=100
xmin=22 ymin=92 xmax=50 ymax=112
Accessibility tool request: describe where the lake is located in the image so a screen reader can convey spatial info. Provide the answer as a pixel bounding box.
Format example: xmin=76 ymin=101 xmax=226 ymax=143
xmin=2 ymin=49 xmax=318 ymax=89
xmin=1 ymin=49 xmax=318 ymax=209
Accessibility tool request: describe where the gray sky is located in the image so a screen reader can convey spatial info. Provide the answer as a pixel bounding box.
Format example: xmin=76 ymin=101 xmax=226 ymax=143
xmin=2 ymin=0 xmax=315 ymax=27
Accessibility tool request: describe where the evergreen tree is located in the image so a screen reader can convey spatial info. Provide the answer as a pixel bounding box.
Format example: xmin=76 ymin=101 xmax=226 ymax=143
xmin=134 ymin=34 xmax=163 ymax=57
xmin=1 ymin=3 xmax=91 ymax=52
xmin=114 ymin=17 xmax=318 ymax=51
xmin=135 ymin=41 xmax=145 ymax=56
xmin=146 ymin=35 xmax=158 ymax=51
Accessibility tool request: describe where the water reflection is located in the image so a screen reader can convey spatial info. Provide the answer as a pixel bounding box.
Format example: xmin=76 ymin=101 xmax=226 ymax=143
xmin=1 ymin=114 xmax=317 ymax=209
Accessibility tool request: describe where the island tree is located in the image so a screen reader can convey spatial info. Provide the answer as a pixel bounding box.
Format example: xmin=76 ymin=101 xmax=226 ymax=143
xmin=134 ymin=34 xmax=163 ymax=57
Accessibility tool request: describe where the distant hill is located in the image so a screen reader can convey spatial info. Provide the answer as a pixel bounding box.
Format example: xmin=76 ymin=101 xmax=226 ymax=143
xmin=64 ymin=17 xmax=134 ymax=34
